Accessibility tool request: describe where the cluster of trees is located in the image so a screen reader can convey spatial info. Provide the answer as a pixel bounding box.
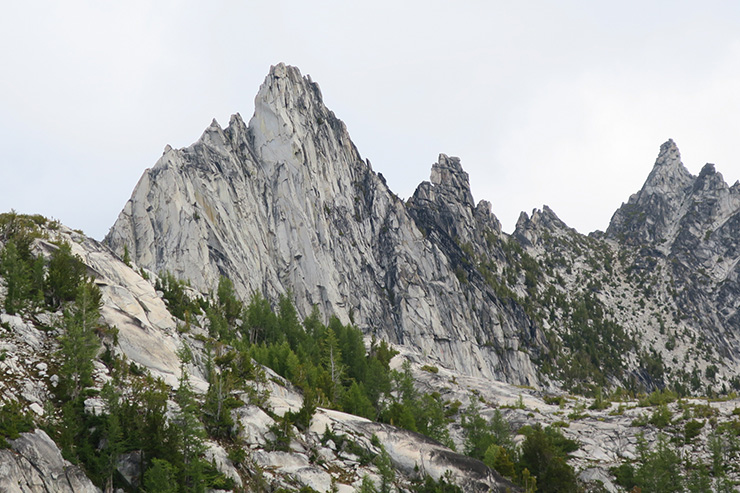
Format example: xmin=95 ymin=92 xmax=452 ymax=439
xmin=461 ymin=399 xmax=579 ymax=493
xmin=49 ymin=346 xmax=235 ymax=492
xmin=0 ymin=216 xmax=234 ymax=491
xmin=611 ymin=431 xmax=738 ymax=493
xmin=194 ymin=275 xmax=584 ymax=491
xmin=0 ymin=212 xmax=88 ymax=315
xmin=194 ymin=276 xmax=454 ymax=447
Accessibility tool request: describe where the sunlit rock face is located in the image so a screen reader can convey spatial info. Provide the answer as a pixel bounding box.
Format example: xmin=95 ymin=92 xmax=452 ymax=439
xmin=106 ymin=63 xmax=542 ymax=386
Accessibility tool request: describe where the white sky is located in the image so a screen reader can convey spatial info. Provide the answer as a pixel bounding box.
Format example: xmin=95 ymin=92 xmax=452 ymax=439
xmin=2 ymin=1 xmax=740 ymax=240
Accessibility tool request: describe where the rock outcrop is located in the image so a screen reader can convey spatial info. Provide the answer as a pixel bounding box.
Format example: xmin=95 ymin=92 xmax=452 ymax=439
xmin=0 ymin=430 xmax=100 ymax=493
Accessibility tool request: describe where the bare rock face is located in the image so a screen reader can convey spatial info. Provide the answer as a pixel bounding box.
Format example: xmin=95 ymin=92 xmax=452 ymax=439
xmin=0 ymin=430 xmax=100 ymax=493
xmin=35 ymin=228 xmax=185 ymax=388
xmin=105 ymin=64 xmax=542 ymax=385
xmin=310 ymin=408 xmax=516 ymax=493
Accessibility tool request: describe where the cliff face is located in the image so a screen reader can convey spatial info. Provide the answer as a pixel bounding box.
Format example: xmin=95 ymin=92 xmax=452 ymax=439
xmin=105 ymin=64 xmax=541 ymax=385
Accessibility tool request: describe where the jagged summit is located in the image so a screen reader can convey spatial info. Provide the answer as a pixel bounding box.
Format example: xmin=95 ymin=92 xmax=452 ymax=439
xmin=513 ymin=205 xmax=570 ymax=247
xmin=408 ymin=154 xmax=503 ymax=249
xmin=429 ymin=154 xmax=475 ymax=207
xmin=641 ymin=138 xmax=693 ymax=192
xmin=607 ymin=140 xmax=693 ymax=244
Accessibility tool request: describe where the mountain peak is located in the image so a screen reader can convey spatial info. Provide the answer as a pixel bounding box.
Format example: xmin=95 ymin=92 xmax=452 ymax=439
xmin=256 ymin=63 xmax=325 ymax=113
xmin=637 ymin=139 xmax=693 ymax=197
xmin=248 ymin=64 xmax=361 ymax=173
xmin=606 ymin=140 xmax=694 ymax=244
xmin=514 ymin=205 xmax=569 ymax=246
xmin=657 ymin=138 xmax=679 ymax=159
xmin=646 ymin=138 xmax=691 ymax=181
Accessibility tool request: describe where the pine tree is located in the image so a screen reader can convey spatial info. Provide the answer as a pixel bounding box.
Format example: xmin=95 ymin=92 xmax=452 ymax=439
xmin=216 ymin=275 xmax=242 ymax=325
xmin=203 ymin=366 xmax=237 ymax=440
xmin=57 ymin=280 xmax=102 ymax=401
xmin=122 ymin=244 xmax=132 ymax=267
xmin=46 ymin=242 xmax=87 ymax=308
xmin=278 ymin=294 xmax=302 ymax=347
xmin=100 ymin=382 xmax=124 ymax=492
xmin=342 ymin=381 xmax=375 ymax=419
xmin=173 ymin=366 xmax=207 ymax=492
xmin=0 ymin=240 xmax=30 ymax=314
xmin=634 ymin=433 xmax=683 ymax=492
xmin=243 ymin=292 xmax=278 ymax=344
xmin=103 ymin=412 xmax=123 ymax=492
xmin=143 ymin=459 xmax=178 ymax=493
xmin=321 ymin=327 xmax=345 ymax=404
xmin=358 ymin=475 xmax=379 ymax=493
xmin=375 ymin=445 xmax=395 ymax=493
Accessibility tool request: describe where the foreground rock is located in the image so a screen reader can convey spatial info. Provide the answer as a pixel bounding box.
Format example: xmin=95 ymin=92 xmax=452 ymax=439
xmin=0 ymin=430 xmax=100 ymax=493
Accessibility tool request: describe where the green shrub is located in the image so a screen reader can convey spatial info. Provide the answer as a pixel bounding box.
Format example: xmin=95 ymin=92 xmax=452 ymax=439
xmin=684 ymin=419 xmax=704 ymax=443
xmin=0 ymin=401 xmax=34 ymax=448
xmin=649 ymin=404 xmax=673 ymax=429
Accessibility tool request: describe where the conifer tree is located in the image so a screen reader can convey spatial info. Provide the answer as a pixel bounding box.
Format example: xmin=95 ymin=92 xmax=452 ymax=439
xmin=216 ymin=275 xmax=242 ymax=325
xmin=143 ymin=459 xmax=178 ymax=493
xmin=321 ymin=327 xmax=345 ymax=404
xmin=634 ymin=433 xmax=683 ymax=492
xmin=46 ymin=242 xmax=87 ymax=308
xmin=0 ymin=240 xmax=30 ymax=314
xmin=173 ymin=362 xmax=207 ymax=492
xmin=204 ymin=365 xmax=237 ymax=440
xmin=375 ymin=445 xmax=395 ymax=493
xmin=57 ymin=280 xmax=102 ymax=401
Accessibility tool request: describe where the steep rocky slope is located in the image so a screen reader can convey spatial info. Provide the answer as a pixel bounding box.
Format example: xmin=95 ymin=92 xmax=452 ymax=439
xmin=3 ymin=221 xmax=739 ymax=492
xmin=105 ymin=63 xmax=542 ymax=386
xmin=0 ymin=221 xmax=518 ymax=492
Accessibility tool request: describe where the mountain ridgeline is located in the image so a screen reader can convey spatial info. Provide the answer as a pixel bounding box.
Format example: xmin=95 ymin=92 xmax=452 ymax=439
xmin=106 ymin=63 xmax=740 ymax=396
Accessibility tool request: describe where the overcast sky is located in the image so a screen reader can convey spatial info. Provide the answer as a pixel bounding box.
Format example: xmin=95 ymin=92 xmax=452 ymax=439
xmin=2 ymin=1 xmax=740 ymax=240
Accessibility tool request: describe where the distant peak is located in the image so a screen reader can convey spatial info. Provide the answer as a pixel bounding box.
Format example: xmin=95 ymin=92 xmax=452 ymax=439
xmin=268 ymin=62 xmax=299 ymax=78
xmin=606 ymin=140 xmax=695 ymax=243
xmin=229 ymin=112 xmax=245 ymax=127
xmin=250 ymin=63 xmax=330 ymax=135
xmin=430 ymin=154 xmax=466 ymax=187
xmin=515 ymin=206 xmax=568 ymax=234
xmin=660 ymin=138 xmax=678 ymax=153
